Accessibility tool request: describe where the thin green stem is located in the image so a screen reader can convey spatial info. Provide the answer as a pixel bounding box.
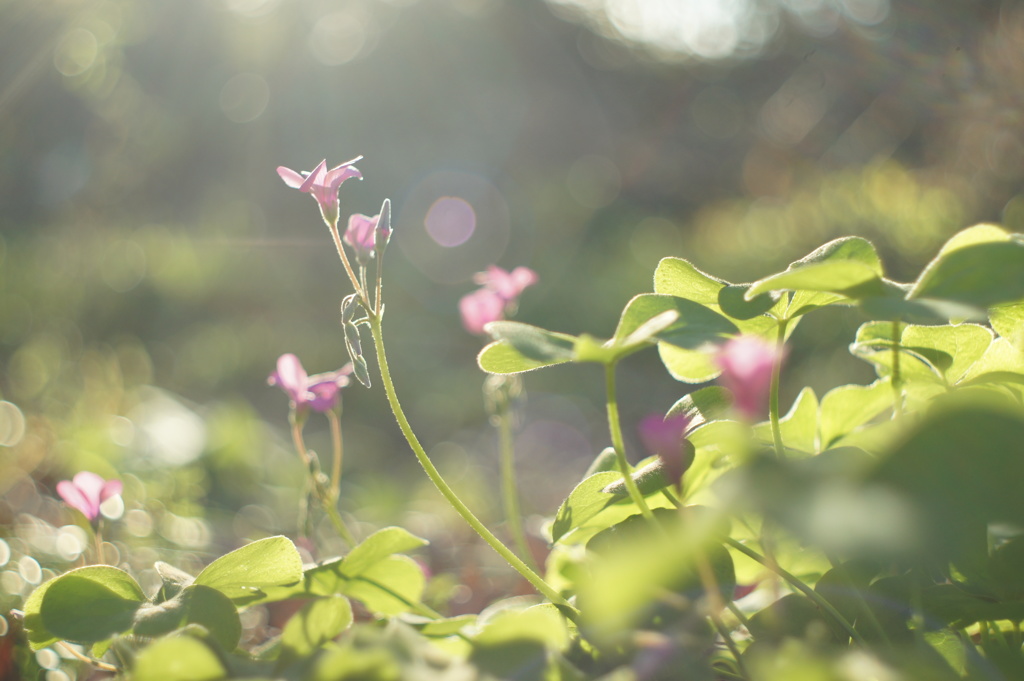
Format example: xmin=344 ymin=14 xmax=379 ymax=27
xmin=326 ymin=221 xmax=363 ymax=299
xmin=291 ymin=421 xmax=356 ymax=546
xmin=323 ymin=503 xmax=357 ymax=546
xmin=724 ymin=537 xmax=867 ymax=646
xmin=891 ymin=320 xmax=903 ymax=419
xmin=769 ymin=319 xmax=789 ymax=459
xmin=496 ymin=396 xmax=540 ymax=573
xmin=605 ymin=362 xmax=655 ymax=522
xmin=368 ymin=313 xmax=576 ymax=615
xmin=326 ymin=410 xmax=344 ymax=500
xmin=726 ymin=601 xmax=753 ymax=631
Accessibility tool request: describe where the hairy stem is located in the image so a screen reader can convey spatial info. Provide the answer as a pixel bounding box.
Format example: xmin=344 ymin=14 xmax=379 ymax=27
xmin=368 ymin=313 xmax=575 ymax=614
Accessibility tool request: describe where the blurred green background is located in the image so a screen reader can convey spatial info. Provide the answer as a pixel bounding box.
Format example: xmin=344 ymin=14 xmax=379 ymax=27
xmin=2 ymin=0 xmax=1023 ymax=605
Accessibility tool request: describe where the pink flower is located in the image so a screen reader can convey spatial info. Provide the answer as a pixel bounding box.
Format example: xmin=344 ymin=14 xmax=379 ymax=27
xmin=277 ymin=157 xmax=362 ymax=226
xmin=57 ymin=472 xmax=122 ymax=523
xmin=473 ymin=266 xmax=539 ymax=302
xmin=460 ymin=265 xmax=538 ymax=336
xmin=268 ymin=353 xmax=353 ymax=413
xmin=344 ymin=213 xmax=379 ymax=265
xmin=715 ymin=335 xmax=782 ymax=420
xmin=638 ymin=413 xmax=693 ymax=489
xmin=459 ymin=287 xmax=507 ymax=335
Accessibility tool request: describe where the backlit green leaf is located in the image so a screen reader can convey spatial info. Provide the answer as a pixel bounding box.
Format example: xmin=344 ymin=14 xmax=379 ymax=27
xmin=133 ymin=635 xmax=227 ymax=681
xmin=746 ymin=237 xmax=885 ymax=302
xmin=340 ymin=527 xmax=428 ymax=578
xmin=33 ymin=566 xmax=144 ymax=645
xmin=193 ymin=536 xmax=303 ymax=605
xmin=477 ymin=322 xmax=576 ymax=374
xmin=910 ymin=225 xmax=1024 ymax=306
xmin=819 ymin=379 xmax=893 ymax=450
xmin=281 ymin=595 xmax=353 ymax=661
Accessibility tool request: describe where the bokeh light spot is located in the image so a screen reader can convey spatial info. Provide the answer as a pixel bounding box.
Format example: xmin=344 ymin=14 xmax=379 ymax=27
xmin=54 ymin=28 xmax=98 ymax=77
xmin=0 ymin=401 xmax=26 ymax=447
xmin=18 ymin=555 xmax=42 ymax=585
xmin=424 ymin=197 xmax=477 ymax=247
xmin=309 ymin=10 xmax=375 ymax=66
xmin=219 ymin=73 xmax=270 ymax=123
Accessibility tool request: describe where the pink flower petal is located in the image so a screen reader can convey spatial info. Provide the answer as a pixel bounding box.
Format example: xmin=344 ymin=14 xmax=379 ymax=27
xmin=57 ymin=479 xmax=97 ymax=520
xmin=276 ymin=166 xmax=306 ymax=188
xmin=460 ymin=287 xmax=507 ymax=335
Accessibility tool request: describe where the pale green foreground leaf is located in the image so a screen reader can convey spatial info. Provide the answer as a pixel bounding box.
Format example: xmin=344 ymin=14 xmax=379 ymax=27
xmin=133 ymin=635 xmax=227 ymax=681
xmin=340 ymin=527 xmax=428 ymax=578
xmin=746 ymin=237 xmax=885 ymax=302
xmin=753 ymin=387 xmax=818 ymax=455
xmin=478 ymin=322 xmax=576 ymax=374
xmin=550 ymin=471 xmax=620 ymax=543
xmin=193 ymin=536 xmax=303 ymax=605
xmin=134 ymin=584 xmax=242 ymax=651
xmin=990 ymin=299 xmax=1024 ymax=349
xmin=26 ymin=565 xmax=145 ymax=647
xmin=852 ymin=322 xmax=994 ymax=387
xmin=910 ymin=224 xmax=1024 ymax=306
xmin=280 ymin=595 xmax=353 ymax=661
xmin=819 ymin=378 xmax=893 ymax=450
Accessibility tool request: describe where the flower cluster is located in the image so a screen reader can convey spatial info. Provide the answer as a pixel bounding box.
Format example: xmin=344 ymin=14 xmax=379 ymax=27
xmin=268 ymin=353 xmax=353 ymax=413
xmin=460 ymin=265 xmax=539 ymax=335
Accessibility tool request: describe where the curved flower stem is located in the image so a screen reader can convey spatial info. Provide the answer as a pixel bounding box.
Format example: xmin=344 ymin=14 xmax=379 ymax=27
xmin=368 ymin=313 xmax=576 ymax=615
xmin=724 ymin=537 xmax=866 ymax=646
xmin=291 ymin=420 xmax=356 ymax=546
xmin=326 ymin=222 xmax=362 ymax=299
xmin=605 ymin=362 xmax=656 ymax=523
xmin=495 ymin=393 xmax=540 ymax=574
xmin=768 ymin=319 xmax=789 ymax=459
xmin=326 ymin=410 xmax=344 ymax=500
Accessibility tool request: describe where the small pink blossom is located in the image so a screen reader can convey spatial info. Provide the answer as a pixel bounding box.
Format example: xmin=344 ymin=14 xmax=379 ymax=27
xmin=277 ymin=157 xmax=362 ymax=226
xmin=715 ymin=335 xmax=783 ymax=420
xmin=460 ymin=265 xmax=538 ymax=335
xmin=344 ymin=213 xmax=379 ymax=265
xmin=268 ymin=353 xmax=353 ymax=413
xmin=473 ymin=265 xmax=539 ymax=302
xmin=638 ymin=413 xmax=693 ymax=489
xmin=459 ymin=287 xmax=507 ymax=335
xmin=57 ymin=472 xmax=122 ymax=523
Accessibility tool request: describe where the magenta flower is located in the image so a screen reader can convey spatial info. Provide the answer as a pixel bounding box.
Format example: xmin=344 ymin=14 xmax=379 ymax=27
xmin=459 ymin=287 xmax=507 ymax=335
xmin=277 ymin=157 xmax=362 ymax=226
xmin=473 ymin=265 xmax=539 ymax=302
xmin=344 ymin=213 xmax=379 ymax=265
xmin=57 ymin=472 xmax=122 ymax=523
xmin=715 ymin=335 xmax=783 ymax=420
xmin=638 ymin=413 xmax=693 ymax=489
xmin=268 ymin=353 xmax=353 ymax=413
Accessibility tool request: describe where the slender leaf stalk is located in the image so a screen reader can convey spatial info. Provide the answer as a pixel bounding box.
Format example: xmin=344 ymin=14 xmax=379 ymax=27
xmin=724 ymin=537 xmax=866 ymax=646
xmin=891 ymin=320 xmax=903 ymax=419
xmin=368 ymin=313 xmax=576 ymax=614
xmin=496 ymin=395 xmax=540 ymax=573
xmin=326 ymin=410 xmax=344 ymax=500
xmin=768 ymin=319 xmax=789 ymax=459
xmin=291 ymin=421 xmax=357 ymax=546
xmin=605 ymin=362 xmax=656 ymax=522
